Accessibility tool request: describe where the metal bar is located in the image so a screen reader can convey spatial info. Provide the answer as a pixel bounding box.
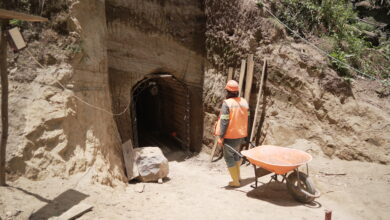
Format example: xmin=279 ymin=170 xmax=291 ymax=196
xmin=253 ymin=165 xmax=258 ymax=188
xmin=296 ymin=168 xmax=301 ymax=188
xmin=306 ymin=163 xmax=309 ymax=176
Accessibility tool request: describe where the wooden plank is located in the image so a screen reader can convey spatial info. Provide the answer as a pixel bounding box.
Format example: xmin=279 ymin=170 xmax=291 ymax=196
xmin=244 ymin=54 xmax=254 ymax=101
xmin=238 ymin=59 xmax=246 ymax=97
xmin=227 ymin=67 xmax=234 ymax=81
xmin=249 ymin=59 xmax=267 ymax=146
xmin=0 ymin=9 xmax=48 ymax=22
xmin=56 ymin=203 xmax=93 ymax=220
xmin=122 ymin=139 xmax=138 ymax=181
xmin=0 ymin=20 xmax=9 ymax=186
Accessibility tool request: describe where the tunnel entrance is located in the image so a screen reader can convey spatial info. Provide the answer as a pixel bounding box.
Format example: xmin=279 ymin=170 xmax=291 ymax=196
xmin=131 ymin=74 xmax=190 ymax=152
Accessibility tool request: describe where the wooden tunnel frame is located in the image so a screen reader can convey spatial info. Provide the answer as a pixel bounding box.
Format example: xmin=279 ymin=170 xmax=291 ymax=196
xmin=130 ymin=73 xmax=191 ymax=152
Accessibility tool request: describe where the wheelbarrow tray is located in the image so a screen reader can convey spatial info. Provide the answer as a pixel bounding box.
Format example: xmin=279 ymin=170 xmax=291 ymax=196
xmin=241 ymin=145 xmax=312 ymax=175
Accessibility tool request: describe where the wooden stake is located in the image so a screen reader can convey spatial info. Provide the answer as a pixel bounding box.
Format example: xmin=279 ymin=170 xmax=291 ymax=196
xmin=325 ymin=210 xmax=332 ymax=220
xmin=238 ymin=59 xmax=246 ymax=97
xmin=244 ymin=54 xmax=254 ymax=101
xmin=249 ymin=59 xmax=267 ymax=146
xmin=0 ymin=20 xmax=9 ymax=186
xmin=227 ymin=67 xmax=234 ymax=81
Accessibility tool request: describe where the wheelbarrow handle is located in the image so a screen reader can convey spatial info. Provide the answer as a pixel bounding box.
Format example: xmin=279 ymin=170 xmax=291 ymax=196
xmin=248 ymin=142 xmax=256 ymax=148
xmin=224 ymin=143 xmax=248 ymax=162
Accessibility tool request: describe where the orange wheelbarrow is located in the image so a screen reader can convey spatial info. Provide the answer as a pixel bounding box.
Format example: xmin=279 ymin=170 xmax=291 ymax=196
xmin=226 ymin=144 xmax=321 ymax=203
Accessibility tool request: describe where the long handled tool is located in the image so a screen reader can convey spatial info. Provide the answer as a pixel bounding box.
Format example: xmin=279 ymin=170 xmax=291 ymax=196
xmin=210 ymin=137 xmax=218 ymax=162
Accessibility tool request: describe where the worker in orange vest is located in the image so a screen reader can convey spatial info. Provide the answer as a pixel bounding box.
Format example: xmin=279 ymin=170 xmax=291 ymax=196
xmin=215 ymin=80 xmax=249 ymax=187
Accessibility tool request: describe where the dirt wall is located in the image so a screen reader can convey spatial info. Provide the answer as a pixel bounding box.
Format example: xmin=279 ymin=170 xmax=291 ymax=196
xmin=5 ymin=0 xmax=126 ymax=186
xmin=106 ymin=0 xmax=206 ymax=151
xmin=203 ymin=0 xmax=390 ymax=164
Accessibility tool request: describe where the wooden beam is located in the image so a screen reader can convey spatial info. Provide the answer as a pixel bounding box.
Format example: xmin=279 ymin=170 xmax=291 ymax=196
xmin=238 ymin=59 xmax=246 ymax=97
xmin=244 ymin=54 xmax=254 ymax=101
xmin=227 ymin=67 xmax=234 ymax=81
xmin=0 ymin=20 xmax=9 ymax=186
xmin=0 ymin=9 xmax=48 ymax=22
xmin=249 ymin=59 xmax=267 ymax=147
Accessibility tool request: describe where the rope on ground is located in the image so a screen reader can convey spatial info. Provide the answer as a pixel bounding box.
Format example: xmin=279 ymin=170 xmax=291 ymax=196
xmin=258 ymin=1 xmax=376 ymax=80
xmin=26 ymin=48 xmax=131 ymax=116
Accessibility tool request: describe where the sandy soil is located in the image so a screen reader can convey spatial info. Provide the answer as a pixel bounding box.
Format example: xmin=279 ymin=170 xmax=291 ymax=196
xmin=1 ymin=147 xmax=390 ymax=220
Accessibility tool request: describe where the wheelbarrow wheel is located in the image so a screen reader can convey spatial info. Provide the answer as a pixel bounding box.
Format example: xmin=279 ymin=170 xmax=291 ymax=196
xmin=286 ymin=171 xmax=316 ymax=203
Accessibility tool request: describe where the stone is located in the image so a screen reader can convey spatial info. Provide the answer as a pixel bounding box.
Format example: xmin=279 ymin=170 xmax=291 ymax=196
xmin=134 ymin=147 xmax=169 ymax=182
xmin=134 ymin=184 xmax=145 ymax=193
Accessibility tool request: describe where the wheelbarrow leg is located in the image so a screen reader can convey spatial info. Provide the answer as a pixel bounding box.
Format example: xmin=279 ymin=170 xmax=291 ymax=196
xmin=252 ymin=165 xmax=258 ymax=188
xmin=253 ymin=165 xmax=259 ymax=188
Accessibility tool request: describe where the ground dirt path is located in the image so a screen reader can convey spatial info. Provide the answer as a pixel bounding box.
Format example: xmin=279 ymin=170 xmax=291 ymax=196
xmin=1 ymin=151 xmax=390 ymax=220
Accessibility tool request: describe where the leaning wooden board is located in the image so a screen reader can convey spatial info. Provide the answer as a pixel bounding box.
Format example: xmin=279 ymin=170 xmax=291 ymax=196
xmin=249 ymin=59 xmax=267 ymax=145
xmin=244 ymin=54 xmax=254 ymax=101
xmin=238 ymin=59 xmax=246 ymax=97
xmin=227 ymin=67 xmax=234 ymax=81
xmin=122 ymin=139 xmax=138 ymax=181
xmin=55 ymin=203 xmax=93 ymax=220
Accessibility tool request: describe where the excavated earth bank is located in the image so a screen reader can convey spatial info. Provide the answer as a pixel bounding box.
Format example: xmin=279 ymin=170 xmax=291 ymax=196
xmin=1 ymin=0 xmax=389 ymax=188
xmin=203 ymin=0 xmax=390 ymax=164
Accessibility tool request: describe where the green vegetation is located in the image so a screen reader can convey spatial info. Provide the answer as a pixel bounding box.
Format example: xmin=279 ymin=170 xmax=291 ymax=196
xmin=263 ymin=0 xmax=390 ymax=80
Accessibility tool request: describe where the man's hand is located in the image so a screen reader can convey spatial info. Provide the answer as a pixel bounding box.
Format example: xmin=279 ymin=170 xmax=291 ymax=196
xmin=217 ymin=137 xmax=224 ymax=147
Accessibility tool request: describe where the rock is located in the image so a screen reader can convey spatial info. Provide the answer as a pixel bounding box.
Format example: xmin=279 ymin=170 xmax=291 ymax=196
xmin=355 ymin=1 xmax=372 ymax=10
xmin=134 ymin=184 xmax=145 ymax=193
xmin=134 ymin=147 xmax=169 ymax=182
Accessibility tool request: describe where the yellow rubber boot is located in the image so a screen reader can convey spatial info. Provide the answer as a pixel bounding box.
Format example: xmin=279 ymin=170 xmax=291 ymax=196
xmin=236 ymin=160 xmax=242 ymax=181
xmin=228 ymin=167 xmax=240 ymax=187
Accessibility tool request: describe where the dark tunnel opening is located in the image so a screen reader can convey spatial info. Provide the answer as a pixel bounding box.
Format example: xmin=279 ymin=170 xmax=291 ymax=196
xmin=131 ymin=74 xmax=190 ymax=153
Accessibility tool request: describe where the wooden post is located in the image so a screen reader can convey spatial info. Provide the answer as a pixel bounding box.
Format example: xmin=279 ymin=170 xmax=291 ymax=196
xmin=244 ymin=54 xmax=254 ymax=101
xmin=238 ymin=59 xmax=246 ymax=97
xmin=227 ymin=67 xmax=234 ymax=81
xmin=0 ymin=19 xmax=9 ymax=186
xmin=249 ymin=59 xmax=267 ymax=146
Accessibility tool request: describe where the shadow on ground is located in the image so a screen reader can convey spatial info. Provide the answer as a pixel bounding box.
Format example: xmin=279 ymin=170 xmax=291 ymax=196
xmin=15 ymin=188 xmax=90 ymax=220
xmin=246 ymin=182 xmax=321 ymax=208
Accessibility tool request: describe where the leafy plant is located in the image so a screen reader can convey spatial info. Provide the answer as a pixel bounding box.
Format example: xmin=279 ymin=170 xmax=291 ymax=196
xmin=268 ymin=0 xmax=389 ymax=79
xmin=330 ymin=49 xmax=350 ymax=76
xmin=9 ymin=19 xmax=24 ymax=26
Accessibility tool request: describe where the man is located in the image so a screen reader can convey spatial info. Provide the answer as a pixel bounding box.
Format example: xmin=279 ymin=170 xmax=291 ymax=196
xmin=215 ymin=80 xmax=249 ymax=187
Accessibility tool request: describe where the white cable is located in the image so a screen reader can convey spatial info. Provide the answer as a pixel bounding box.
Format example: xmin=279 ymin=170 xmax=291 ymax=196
xmin=26 ymin=48 xmax=130 ymax=116
xmin=259 ymin=1 xmax=376 ymax=80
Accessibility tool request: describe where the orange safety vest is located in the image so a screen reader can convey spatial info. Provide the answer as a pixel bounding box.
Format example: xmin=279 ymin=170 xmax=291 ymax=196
xmin=214 ymin=97 xmax=249 ymax=139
